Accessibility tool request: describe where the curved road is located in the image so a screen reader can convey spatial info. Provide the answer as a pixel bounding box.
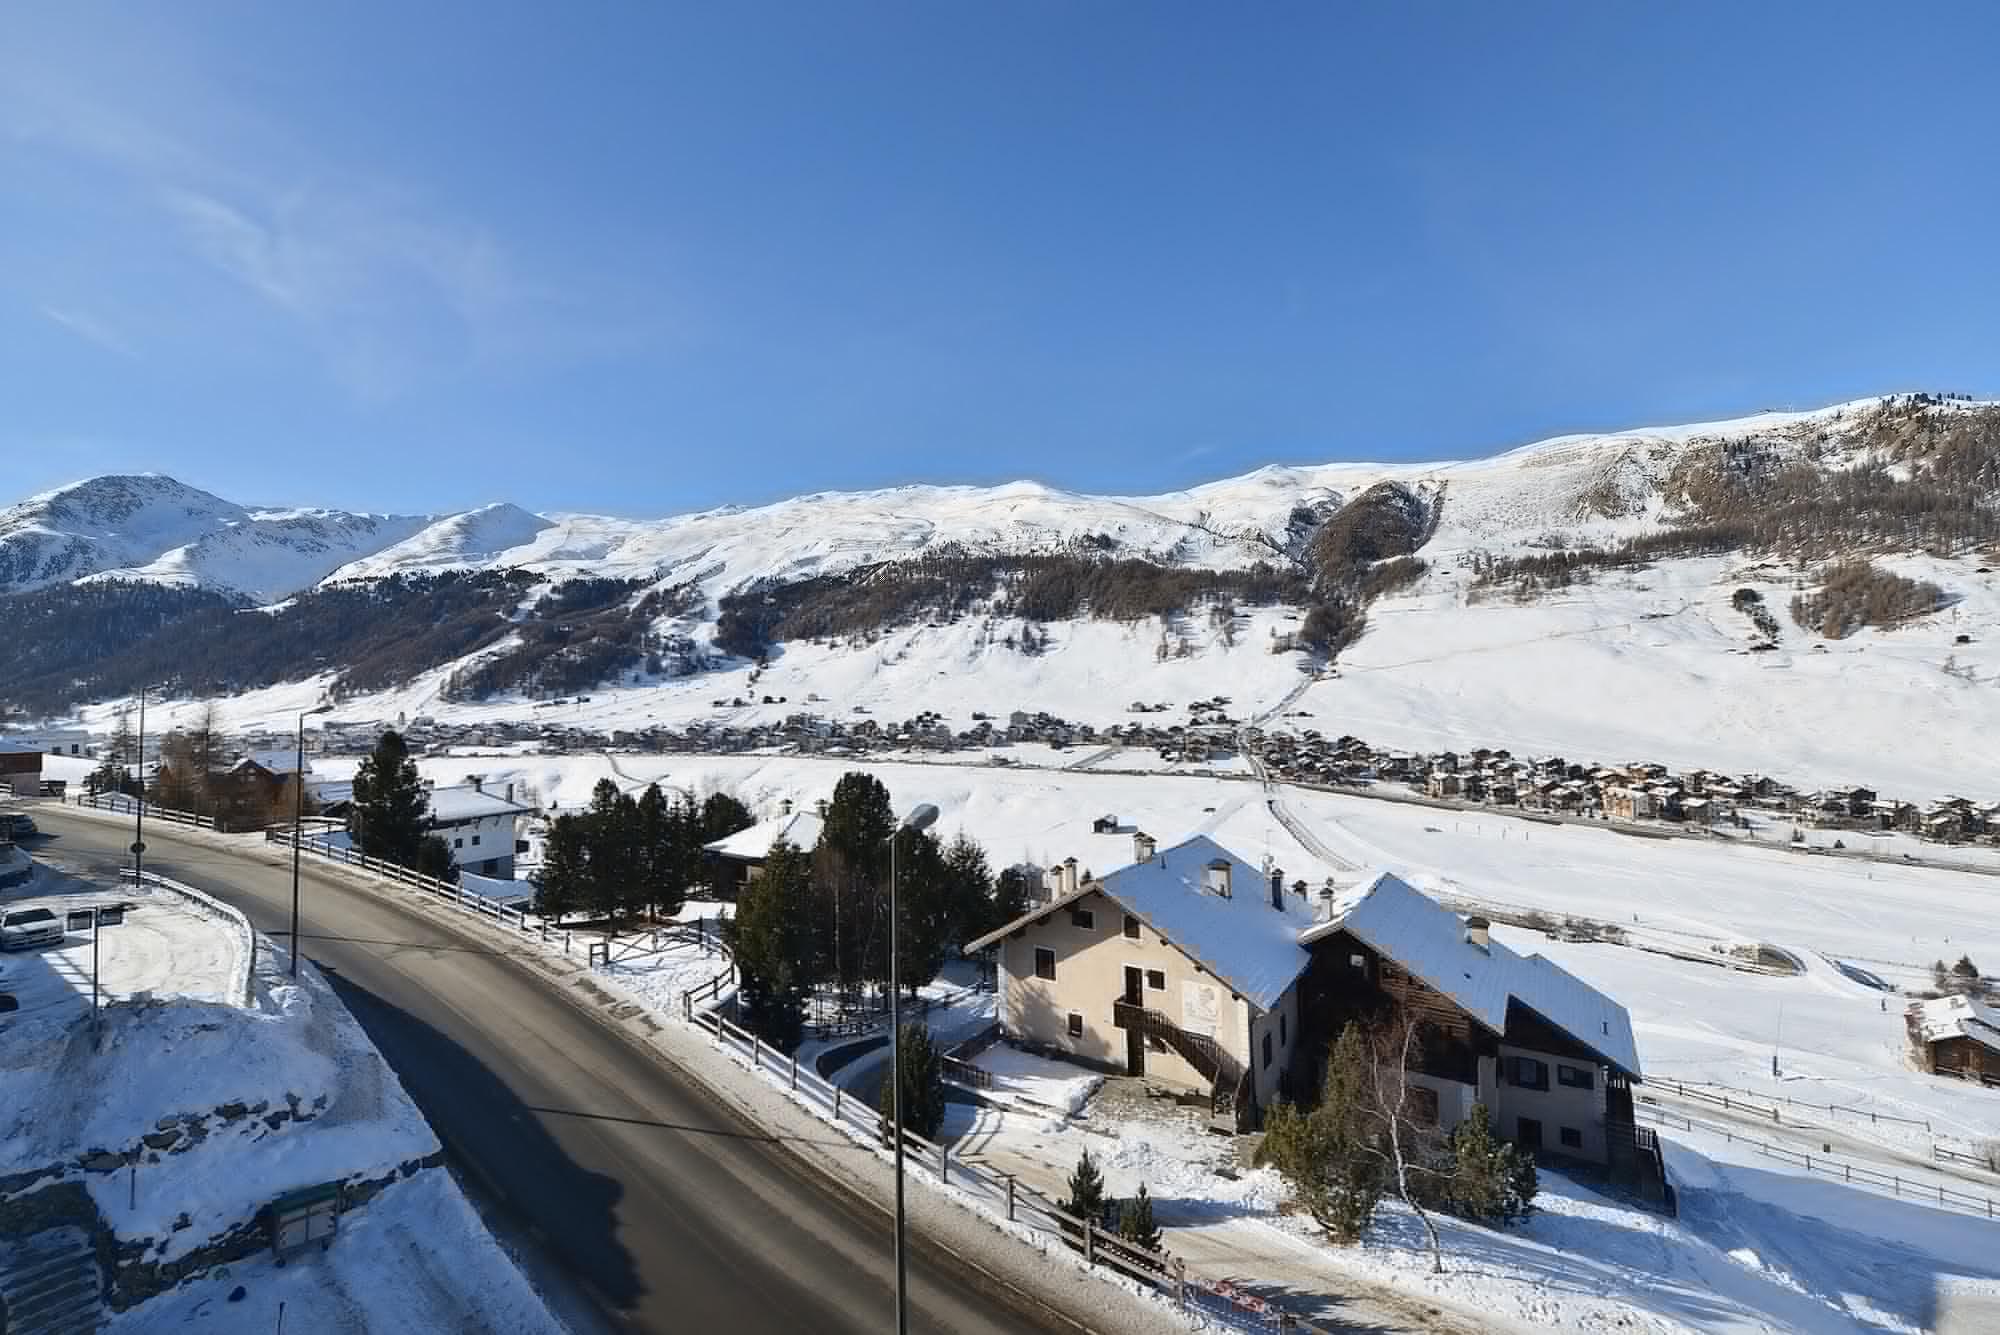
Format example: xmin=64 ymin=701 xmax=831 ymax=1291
xmin=34 ymin=809 xmax=1062 ymax=1335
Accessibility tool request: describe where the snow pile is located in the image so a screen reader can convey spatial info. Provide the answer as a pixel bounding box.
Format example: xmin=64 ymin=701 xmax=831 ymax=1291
xmin=102 ymin=1169 xmax=564 ymax=1335
xmin=968 ymin=1042 xmax=1105 ymax=1115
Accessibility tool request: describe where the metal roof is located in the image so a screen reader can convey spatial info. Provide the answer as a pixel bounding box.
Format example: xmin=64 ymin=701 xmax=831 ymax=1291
xmin=1302 ymin=870 xmax=1642 ymax=1078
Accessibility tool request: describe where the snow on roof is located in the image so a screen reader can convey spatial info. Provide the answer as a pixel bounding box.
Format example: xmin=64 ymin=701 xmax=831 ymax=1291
xmin=704 ymin=809 xmax=825 ymax=861
xmin=1092 ymin=835 xmax=1317 ymax=1011
xmin=1915 ymin=994 xmax=2000 ymax=1051
xmin=306 ymin=780 xmax=353 ymax=805
xmin=427 ymin=785 xmax=533 ymax=823
xmin=238 ymin=749 xmax=312 ymax=776
xmin=1302 ymin=870 xmax=1642 ymax=1078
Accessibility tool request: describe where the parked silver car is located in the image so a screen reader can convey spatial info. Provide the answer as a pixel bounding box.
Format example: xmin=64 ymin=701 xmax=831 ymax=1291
xmin=0 ymin=907 xmax=63 ymax=951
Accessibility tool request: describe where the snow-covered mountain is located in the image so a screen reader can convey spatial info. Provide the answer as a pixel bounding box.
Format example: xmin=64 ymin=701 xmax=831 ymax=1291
xmin=17 ymin=394 xmax=2000 ymax=798
xmin=0 ymin=474 xmax=432 ymax=603
xmin=0 ymin=398 xmax=1902 ymax=606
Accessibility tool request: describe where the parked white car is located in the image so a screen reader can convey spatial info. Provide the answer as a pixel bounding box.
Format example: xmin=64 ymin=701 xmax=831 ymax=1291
xmin=0 ymin=907 xmax=64 ymax=951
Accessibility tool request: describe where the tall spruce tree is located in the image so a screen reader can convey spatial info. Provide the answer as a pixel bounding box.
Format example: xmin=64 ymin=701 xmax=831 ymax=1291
xmin=887 ymin=827 xmax=954 ymax=995
xmin=813 ymin=772 xmax=896 ymax=992
xmin=537 ymin=813 xmax=590 ymax=919
xmin=351 ymin=730 xmax=430 ymax=868
xmin=580 ymin=780 xmax=636 ymax=921
xmin=698 ymin=791 xmax=754 ymax=897
xmin=724 ymin=839 xmax=818 ymax=1050
xmin=635 ymin=783 xmax=687 ymax=920
xmin=941 ymin=832 xmax=997 ymax=939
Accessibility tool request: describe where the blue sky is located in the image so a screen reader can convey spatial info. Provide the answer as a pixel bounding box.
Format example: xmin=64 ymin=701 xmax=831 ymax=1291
xmin=4 ymin=3 xmax=1997 ymax=517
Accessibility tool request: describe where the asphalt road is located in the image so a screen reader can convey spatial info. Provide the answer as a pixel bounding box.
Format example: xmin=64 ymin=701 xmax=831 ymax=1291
xmin=34 ymin=810 xmax=1063 ymax=1335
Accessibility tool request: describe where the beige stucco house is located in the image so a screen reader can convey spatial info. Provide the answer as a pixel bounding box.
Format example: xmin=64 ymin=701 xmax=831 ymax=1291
xmin=964 ymin=834 xmax=1655 ymax=1190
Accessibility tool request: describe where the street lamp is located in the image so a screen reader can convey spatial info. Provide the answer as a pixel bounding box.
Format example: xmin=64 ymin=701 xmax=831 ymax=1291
xmin=885 ymin=800 xmax=939 ymax=1335
xmin=290 ymin=706 xmax=334 ymax=977
xmin=131 ymin=686 xmax=150 ymax=885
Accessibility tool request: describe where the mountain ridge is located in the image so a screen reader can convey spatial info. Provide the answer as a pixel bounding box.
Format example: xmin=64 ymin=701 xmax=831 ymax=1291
xmin=2 ymin=397 xmax=1928 ymax=606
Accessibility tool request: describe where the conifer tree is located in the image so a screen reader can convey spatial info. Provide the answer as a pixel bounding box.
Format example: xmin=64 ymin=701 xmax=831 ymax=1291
xmin=876 ymin=1020 xmax=946 ymax=1142
xmin=536 ymin=814 xmax=589 ymax=920
xmin=351 ymin=730 xmax=430 ymax=868
xmin=1117 ymin=1182 xmax=1163 ymax=1258
xmin=1063 ymin=1148 xmax=1108 ymax=1232
xmin=724 ymin=840 xmax=818 ymax=1050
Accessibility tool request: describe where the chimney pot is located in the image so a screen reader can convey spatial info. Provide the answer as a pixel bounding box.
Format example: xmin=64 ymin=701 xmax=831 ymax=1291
xmin=1205 ymin=858 xmax=1232 ymax=898
xmin=505 ymin=782 xmax=514 ymax=802
xmin=1466 ymin=915 xmax=1491 ymax=951
xmin=1063 ymin=856 xmax=1079 ymax=896
xmin=1269 ymin=867 xmax=1285 ymax=911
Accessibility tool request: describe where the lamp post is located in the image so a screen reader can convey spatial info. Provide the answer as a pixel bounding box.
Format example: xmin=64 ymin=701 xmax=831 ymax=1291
xmin=290 ymin=706 xmax=333 ymax=977
xmin=885 ymin=800 xmax=939 ymax=1335
xmin=132 ymin=687 xmax=148 ymax=885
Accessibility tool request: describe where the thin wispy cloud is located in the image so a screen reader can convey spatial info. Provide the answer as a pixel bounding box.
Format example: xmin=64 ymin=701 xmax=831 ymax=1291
xmin=0 ymin=20 xmax=637 ymax=402
xmin=40 ymin=305 xmax=134 ymax=357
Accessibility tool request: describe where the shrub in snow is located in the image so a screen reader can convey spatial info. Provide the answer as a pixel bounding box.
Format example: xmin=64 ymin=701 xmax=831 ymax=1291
xmin=1114 ymin=1182 xmax=1164 ymax=1261
xmin=1440 ymin=1104 xmax=1537 ymax=1227
xmin=1254 ymin=1025 xmax=1384 ymax=1243
xmin=877 ymin=1021 xmax=946 ymax=1143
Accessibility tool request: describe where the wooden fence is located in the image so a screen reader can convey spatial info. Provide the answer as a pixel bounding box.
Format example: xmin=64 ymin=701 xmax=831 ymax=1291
xmin=1635 ymin=1105 xmax=2000 ymax=1220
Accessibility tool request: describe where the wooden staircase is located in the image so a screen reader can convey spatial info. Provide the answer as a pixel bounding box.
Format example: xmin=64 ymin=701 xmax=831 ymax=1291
xmin=1113 ymin=1001 xmax=1251 ymax=1132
